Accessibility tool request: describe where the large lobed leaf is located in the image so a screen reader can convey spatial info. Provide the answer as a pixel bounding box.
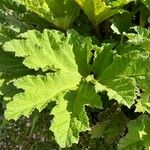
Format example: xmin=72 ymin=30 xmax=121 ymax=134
xmin=3 ymin=29 xmax=101 ymax=147
xmin=2 ymin=28 xmax=150 ymax=147
xmin=3 ymin=29 xmax=93 ymax=119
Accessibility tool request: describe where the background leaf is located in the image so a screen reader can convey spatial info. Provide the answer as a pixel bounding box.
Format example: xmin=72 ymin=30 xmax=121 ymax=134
xmin=126 ymin=26 xmax=150 ymax=52
xmin=14 ymin=0 xmax=80 ymax=30
xmin=75 ymin=0 xmax=134 ymax=26
xmin=91 ymin=111 xmax=128 ymax=142
xmin=118 ymin=115 xmax=150 ymax=150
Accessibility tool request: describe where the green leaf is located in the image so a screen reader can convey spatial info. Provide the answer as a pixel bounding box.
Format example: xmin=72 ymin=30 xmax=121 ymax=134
xmin=95 ymin=78 xmax=136 ymax=107
xmin=135 ymin=78 xmax=150 ymax=113
xmin=14 ymin=0 xmax=80 ymax=30
xmin=0 ymin=50 xmax=24 ymax=79
xmin=3 ymin=29 xmax=102 ymax=147
xmin=0 ymin=24 xmax=15 ymax=44
xmin=50 ymin=81 xmax=102 ymax=148
xmin=3 ymin=29 xmax=78 ymax=72
xmin=75 ymin=0 xmax=134 ymax=26
xmin=118 ymin=115 xmax=150 ymax=150
xmin=0 ymin=0 xmax=31 ymax=35
xmin=1 ymin=0 xmax=26 ymax=13
xmin=3 ymin=29 xmax=92 ymax=76
xmin=100 ymin=51 xmax=150 ymax=82
xmin=126 ymin=26 xmax=150 ymax=52
xmin=5 ymin=72 xmax=81 ymax=120
xmin=140 ymin=0 xmax=150 ymax=10
xmin=4 ymin=29 xmax=93 ymax=120
xmin=93 ymin=50 xmax=150 ymax=107
xmin=111 ymin=12 xmax=133 ymax=35
xmin=115 ymin=44 xmax=144 ymax=55
xmin=0 ymin=0 xmax=52 ymax=33
xmin=91 ymin=111 xmax=128 ymax=142
xmin=0 ymin=49 xmax=34 ymax=100
xmin=92 ymin=44 xmax=114 ymax=79
xmin=0 ymin=0 xmax=35 ymax=47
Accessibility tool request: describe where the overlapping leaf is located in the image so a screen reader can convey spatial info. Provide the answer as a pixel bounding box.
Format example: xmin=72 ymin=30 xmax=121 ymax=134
xmin=0 ymin=0 xmax=31 ymax=34
xmin=75 ymin=0 xmax=134 ymax=26
xmin=91 ymin=112 xmax=128 ymax=142
xmin=0 ymin=25 xmax=11 ymax=45
xmin=93 ymin=47 xmax=150 ymax=107
xmin=3 ymin=29 xmax=102 ymax=147
xmin=118 ymin=115 xmax=150 ymax=150
xmin=126 ymin=26 xmax=150 ymax=52
xmin=135 ymin=78 xmax=150 ymax=113
xmin=14 ymin=0 xmax=80 ymax=30
xmin=0 ymin=0 xmax=150 ymax=149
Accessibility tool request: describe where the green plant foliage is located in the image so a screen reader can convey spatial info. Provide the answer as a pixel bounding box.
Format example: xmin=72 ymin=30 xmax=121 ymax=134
xmin=0 ymin=24 xmax=12 ymax=44
xmin=126 ymin=26 xmax=150 ymax=52
xmin=3 ymin=29 xmax=102 ymax=147
xmin=3 ymin=29 xmax=92 ymax=75
xmin=135 ymin=78 xmax=150 ymax=113
xmin=140 ymin=0 xmax=150 ymax=10
xmin=111 ymin=12 xmax=133 ymax=35
xmin=0 ymin=49 xmax=35 ymax=101
xmin=0 ymin=0 xmax=33 ymax=39
xmin=75 ymin=0 xmax=134 ymax=26
xmin=118 ymin=115 xmax=150 ymax=150
xmin=1 ymin=0 xmax=150 ymax=149
xmin=93 ymin=47 xmax=150 ymax=107
xmin=91 ymin=111 xmax=128 ymax=141
xmin=50 ymin=81 xmax=101 ymax=147
xmin=14 ymin=0 xmax=80 ymax=30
